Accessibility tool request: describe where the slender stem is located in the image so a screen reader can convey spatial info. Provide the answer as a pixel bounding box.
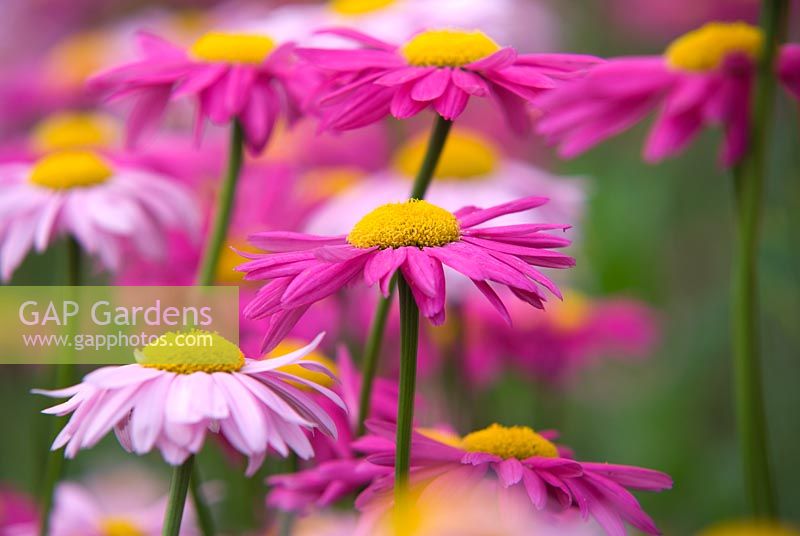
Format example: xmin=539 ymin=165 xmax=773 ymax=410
xmin=730 ymin=0 xmax=786 ymax=518
xmin=190 ymin=464 xmax=215 ymax=536
xmin=356 ymin=116 xmax=452 ymax=436
xmin=357 ymin=277 xmax=395 ymax=436
xmin=38 ymin=238 xmax=82 ymax=536
xmin=197 ymin=121 xmax=245 ymax=286
xmin=163 ymin=457 xmax=195 ymax=536
xmin=395 ymin=276 xmax=419 ymax=499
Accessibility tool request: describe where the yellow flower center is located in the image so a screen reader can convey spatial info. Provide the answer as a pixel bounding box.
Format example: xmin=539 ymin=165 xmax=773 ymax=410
xmin=100 ymin=518 xmax=145 ymax=536
xmin=29 ymin=151 xmax=113 ymax=190
xmin=394 ymin=130 xmax=498 ymax=180
xmin=190 ymin=32 xmax=276 ymax=65
xmin=265 ymin=338 xmax=338 ymax=390
xmin=32 ymin=113 xmax=119 ymax=152
xmin=46 ymin=31 xmax=107 ymax=85
xmin=461 ymin=423 xmax=558 ymax=460
xmin=665 ymin=22 xmax=763 ymax=72
xmin=137 ymin=330 xmax=245 ymax=374
xmin=215 ymin=239 xmax=253 ymax=284
xmin=401 ymin=29 xmax=501 ymax=68
xmin=329 ymin=0 xmax=396 ymax=15
xmin=299 ymin=167 xmax=364 ymax=201
xmin=699 ymin=520 xmax=800 ymax=536
xmin=347 ymin=199 xmax=461 ymax=249
xmin=417 ymin=427 xmax=463 ymax=449
xmin=548 ymin=291 xmax=591 ymax=333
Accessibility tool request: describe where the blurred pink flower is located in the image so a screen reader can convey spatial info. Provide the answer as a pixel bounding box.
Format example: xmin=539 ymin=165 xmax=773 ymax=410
xmin=36 ymin=332 xmax=343 ymax=476
xmin=92 ymin=30 xmax=310 ymax=154
xmin=0 ymin=486 xmax=37 ymax=534
xmin=297 ymin=28 xmax=597 ymax=132
xmin=537 ymin=22 xmax=764 ymax=166
xmin=355 ymin=421 xmax=672 ymax=536
xmin=238 ymin=197 xmax=573 ymax=352
xmin=778 ymin=44 xmax=800 ymax=101
xmin=0 ymin=149 xmax=198 ymax=281
xmin=463 ymin=290 xmax=660 ymax=386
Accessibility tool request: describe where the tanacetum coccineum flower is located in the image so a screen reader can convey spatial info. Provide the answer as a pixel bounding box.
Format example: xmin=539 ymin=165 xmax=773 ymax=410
xmin=297 ymin=27 xmax=598 ymax=132
xmin=355 ymin=421 xmax=672 ymax=536
xmin=36 ymin=332 xmax=343 ymax=476
xmin=238 ymin=196 xmax=574 ymax=353
xmin=91 ymin=30 xmax=308 ymax=154
xmin=537 ymin=22 xmax=765 ymax=166
xmin=0 ymin=148 xmax=198 ymax=281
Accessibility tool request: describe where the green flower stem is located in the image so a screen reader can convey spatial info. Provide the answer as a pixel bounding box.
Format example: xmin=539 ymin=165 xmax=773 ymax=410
xmin=395 ymin=276 xmax=419 ymax=499
xmin=190 ymin=464 xmax=216 ymax=536
xmin=197 ymin=120 xmax=245 ymax=286
xmin=356 ymin=116 xmax=452 ymax=435
xmin=38 ymin=238 xmax=82 ymax=536
xmin=163 ymin=456 xmax=195 ymax=536
xmin=730 ymin=0 xmax=787 ymax=518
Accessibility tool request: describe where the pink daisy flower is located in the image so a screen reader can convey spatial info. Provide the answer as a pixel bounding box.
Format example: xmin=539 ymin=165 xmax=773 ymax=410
xmin=36 ymin=332 xmax=344 ymax=476
xmin=778 ymin=44 xmax=800 ymax=101
xmin=355 ymin=421 xmax=672 ymax=536
xmin=237 ymin=196 xmax=575 ymax=353
xmin=91 ymin=30 xmax=309 ymax=154
xmin=296 ymin=27 xmax=598 ymax=132
xmin=0 ymin=148 xmax=198 ymax=281
xmin=537 ymin=22 xmax=765 ymax=166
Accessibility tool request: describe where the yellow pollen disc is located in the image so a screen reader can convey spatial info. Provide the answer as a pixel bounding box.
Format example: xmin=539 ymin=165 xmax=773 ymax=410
xmin=394 ymin=130 xmax=499 ymax=180
xmin=29 ymin=151 xmax=113 ymax=190
xmin=699 ymin=520 xmax=800 ymax=536
xmin=46 ymin=31 xmax=107 ymax=85
xmin=100 ymin=518 xmax=146 ymax=536
xmin=329 ymin=0 xmax=396 ymax=15
xmin=548 ymin=291 xmax=591 ymax=333
xmin=190 ymin=32 xmax=276 ymax=65
xmin=402 ymin=29 xmax=501 ymax=68
xmin=461 ymin=423 xmax=558 ymax=460
xmin=665 ymin=22 xmax=763 ymax=72
xmin=417 ymin=427 xmax=463 ymax=449
xmin=32 ymin=113 xmax=119 ymax=152
xmin=215 ymin=239 xmax=253 ymax=284
xmin=347 ymin=199 xmax=461 ymax=249
xmin=265 ymin=338 xmax=338 ymax=390
xmin=137 ymin=330 xmax=244 ymax=374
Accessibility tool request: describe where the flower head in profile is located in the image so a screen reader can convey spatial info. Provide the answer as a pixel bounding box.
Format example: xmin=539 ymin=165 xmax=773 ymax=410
xmin=297 ymin=27 xmax=598 ymax=132
xmin=238 ymin=196 xmax=574 ymax=353
xmin=36 ymin=332 xmax=343 ymax=476
xmin=91 ymin=30 xmax=309 ymax=154
xmin=537 ymin=21 xmax=765 ymax=166
xmin=355 ymin=421 xmax=672 ymax=536
xmin=0 ymin=146 xmax=198 ymax=281
xmin=463 ymin=289 xmax=659 ymax=386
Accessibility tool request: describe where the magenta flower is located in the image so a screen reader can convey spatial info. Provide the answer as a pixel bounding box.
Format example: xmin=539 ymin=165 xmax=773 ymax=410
xmin=537 ymin=22 xmax=765 ymax=166
xmin=355 ymin=421 xmax=672 ymax=536
xmin=91 ymin=31 xmax=309 ymax=154
xmin=36 ymin=332 xmax=343 ymax=476
xmin=778 ymin=44 xmax=800 ymax=101
xmin=297 ymin=27 xmax=598 ymax=132
xmin=238 ymin=197 xmax=574 ymax=353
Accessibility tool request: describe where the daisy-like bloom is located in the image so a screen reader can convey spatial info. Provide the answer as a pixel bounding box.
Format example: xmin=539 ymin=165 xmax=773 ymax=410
xmin=463 ymin=289 xmax=659 ymax=386
xmin=0 ymin=486 xmax=37 ymax=534
xmin=305 ymin=128 xmax=586 ymax=237
xmin=91 ymin=29 xmax=308 ymax=154
xmin=698 ymin=520 xmax=800 ymax=536
xmin=355 ymin=421 xmax=672 ymax=536
xmin=297 ymin=28 xmax=598 ymax=132
xmin=537 ymin=21 xmax=765 ymax=166
xmin=0 ymin=147 xmax=198 ymax=281
xmin=36 ymin=331 xmax=343 ymax=476
xmin=238 ymin=196 xmax=574 ymax=353
xmin=778 ymin=44 xmax=800 ymax=101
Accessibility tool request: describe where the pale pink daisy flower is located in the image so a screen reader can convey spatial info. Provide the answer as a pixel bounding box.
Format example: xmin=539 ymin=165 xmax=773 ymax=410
xmin=0 ymin=149 xmax=198 ymax=281
xmin=537 ymin=22 xmax=765 ymax=166
xmin=778 ymin=44 xmax=800 ymax=101
xmin=91 ymin=29 xmax=309 ymax=154
xmin=355 ymin=421 xmax=672 ymax=536
xmin=36 ymin=332 xmax=344 ymax=476
xmin=297 ymin=28 xmax=598 ymax=132
xmin=238 ymin=196 xmax=574 ymax=353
